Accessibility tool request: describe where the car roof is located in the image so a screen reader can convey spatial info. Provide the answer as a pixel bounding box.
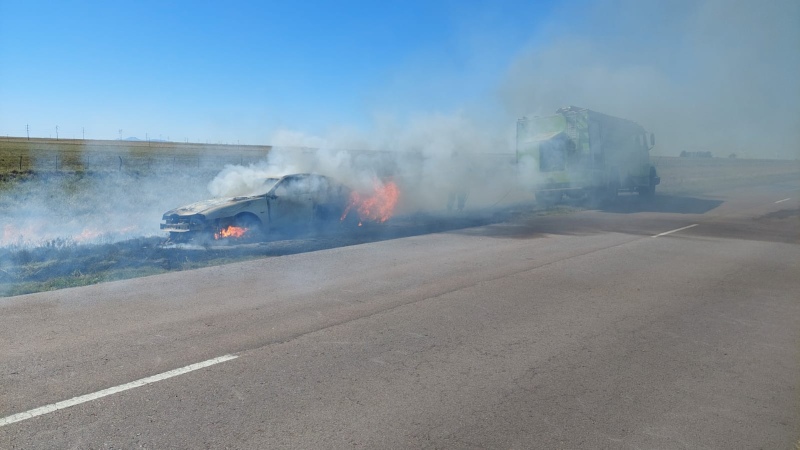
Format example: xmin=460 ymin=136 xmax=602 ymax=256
xmin=281 ymin=173 xmax=322 ymax=179
xmin=280 ymin=173 xmax=336 ymax=183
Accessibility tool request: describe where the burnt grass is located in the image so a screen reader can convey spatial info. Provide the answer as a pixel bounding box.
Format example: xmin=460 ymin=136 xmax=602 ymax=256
xmin=0 ymin=234 xmax=312 ymax=297
xmin=0 ymin=211 xmax=523 ymax=297
xmin=2 ymin=157 xmax=797 ymax=297
xmin=0 ymin=169 xmax=512 ymax=297
xmin=0 ymin=169 xmax=535 ymax=297
xmin=0 ymin=235 xmax=311 ymax=297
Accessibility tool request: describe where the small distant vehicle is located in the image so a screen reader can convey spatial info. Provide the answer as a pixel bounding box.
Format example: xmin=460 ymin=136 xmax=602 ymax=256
xmin=161 ymin=173 xmax=354 ymax=242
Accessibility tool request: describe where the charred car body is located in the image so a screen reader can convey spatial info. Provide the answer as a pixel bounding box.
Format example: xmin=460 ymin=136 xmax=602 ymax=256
xmin=161 ymin=173 xmax=353 ymax=241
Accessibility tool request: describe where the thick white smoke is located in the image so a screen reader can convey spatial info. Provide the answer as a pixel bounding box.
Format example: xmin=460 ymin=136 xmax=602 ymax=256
xmin=500 ymin=0 xmax=800 ymax=159
xmin=207 ymin=113 xmax=527 ymax=215
xmin=207 ymin=163 xmax=284 ymax=197
xmin=202 ymin=0 xmax=800 ymax=220
xmin=8 ymin=0 xmax=794 ymax=250
xmin=0 ymin=170 xmax=212 ymax=248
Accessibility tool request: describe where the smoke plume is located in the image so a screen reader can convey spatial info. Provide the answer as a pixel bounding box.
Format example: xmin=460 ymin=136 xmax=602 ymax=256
xmin=499 ymin=0 xmax=800 ymax=159
xmin=4 ymin=0 xmax=797 ymax=250
xmin=0 ymin=170 xmax=213 ymax=248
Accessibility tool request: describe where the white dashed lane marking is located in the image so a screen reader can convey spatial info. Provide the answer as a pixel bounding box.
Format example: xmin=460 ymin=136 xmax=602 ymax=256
xmin=774 ymin=198 xmax=791 ymax=204
xmin=652 ymin=224 xmax=699 ymax=238
xmin=0 ymin=354 xmax=239 ymax=428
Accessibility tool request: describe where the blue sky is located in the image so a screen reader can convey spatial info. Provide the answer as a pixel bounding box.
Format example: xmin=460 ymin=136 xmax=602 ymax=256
xmin=0 ymin=0 xmax=560 ymax=144
xmin=2 ymin=1 xmax=797 ymax=158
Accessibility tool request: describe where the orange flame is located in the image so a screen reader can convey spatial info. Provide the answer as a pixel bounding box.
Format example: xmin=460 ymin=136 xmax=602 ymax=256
xmin=341 ymin=179 xmax=399 ymax=224
xmin=215 ymin=225 xmax=248 ymax=240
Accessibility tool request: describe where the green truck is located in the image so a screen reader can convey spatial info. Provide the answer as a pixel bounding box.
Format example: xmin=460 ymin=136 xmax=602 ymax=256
xmin=516 ymin=106 xmax=659 ymax=204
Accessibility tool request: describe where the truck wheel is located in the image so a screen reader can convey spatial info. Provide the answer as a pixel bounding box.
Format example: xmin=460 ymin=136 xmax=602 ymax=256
xmin=639 ymin=167 xmax=657 ymax=197
xmin=590 ymin=185 xmax=617 ymax=207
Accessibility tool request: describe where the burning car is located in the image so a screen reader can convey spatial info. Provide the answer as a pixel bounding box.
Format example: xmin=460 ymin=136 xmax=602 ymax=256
xmin=161 ymin=173 xmax=356 ymax=242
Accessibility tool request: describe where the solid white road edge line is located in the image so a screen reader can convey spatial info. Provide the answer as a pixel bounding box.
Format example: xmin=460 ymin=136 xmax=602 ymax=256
xmin=774 ymin=198 xmax=791 ymax=204
xmin=652 ymin=224 xmax=699 ymax=238
xmin=0 ymin=354 xmax=239 ymax=428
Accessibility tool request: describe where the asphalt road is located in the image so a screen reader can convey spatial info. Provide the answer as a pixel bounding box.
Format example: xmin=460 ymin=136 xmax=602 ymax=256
xmin=1 ymin=180 xmax=799 ymax=449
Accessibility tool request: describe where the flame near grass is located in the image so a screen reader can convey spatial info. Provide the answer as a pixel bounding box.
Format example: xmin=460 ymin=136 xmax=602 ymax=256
xmin=214 ymin=225 xmax=248 ymax=240
xmin=341 ymin=179 xmax=399 ymax=224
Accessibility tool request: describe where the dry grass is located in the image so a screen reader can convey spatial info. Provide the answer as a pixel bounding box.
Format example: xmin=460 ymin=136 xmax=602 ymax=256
xmin=0 ymin=137 xmax=274 ymax=173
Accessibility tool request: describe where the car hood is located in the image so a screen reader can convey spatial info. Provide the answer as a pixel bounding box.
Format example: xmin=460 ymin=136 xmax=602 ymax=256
xmin=163 ymin=195 xmax=260 ymax=217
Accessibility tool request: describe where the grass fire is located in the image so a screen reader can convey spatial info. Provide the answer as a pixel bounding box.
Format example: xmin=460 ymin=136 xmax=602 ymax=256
xmin=2 ymin=145 xmax=799 ymax=298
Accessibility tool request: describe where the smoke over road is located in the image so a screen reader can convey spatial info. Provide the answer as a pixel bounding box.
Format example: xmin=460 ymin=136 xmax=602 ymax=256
xmin=498 ymin=0 xmax=800 ymax=159
xmin=253 ymin=113 xmax=528 ymax=215
xmin=4 ymin=0 xmax=796 ymax=247
xmin=1 ymin=0 xmax=797 ymax=296
xmin=0 ymin=138 xmax=524 ymax=250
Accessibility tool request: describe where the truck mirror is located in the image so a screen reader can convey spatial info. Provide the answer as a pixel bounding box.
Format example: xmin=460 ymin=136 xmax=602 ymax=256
xmin=650 ymin=133 xmax=655 ymax=147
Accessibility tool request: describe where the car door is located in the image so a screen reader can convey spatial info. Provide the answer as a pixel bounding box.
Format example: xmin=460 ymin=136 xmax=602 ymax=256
xmin=267 ymin=175 xmax=315 ymax=229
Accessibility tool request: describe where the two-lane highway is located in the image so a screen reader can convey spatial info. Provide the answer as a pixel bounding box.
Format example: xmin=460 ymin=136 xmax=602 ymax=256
xmin=2 ymin=181 xmax=798 ymax=448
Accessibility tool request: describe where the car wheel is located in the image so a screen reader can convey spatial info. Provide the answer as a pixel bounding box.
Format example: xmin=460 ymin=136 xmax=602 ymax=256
xmin=233 ymin=214 xmax=264 ymax=241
